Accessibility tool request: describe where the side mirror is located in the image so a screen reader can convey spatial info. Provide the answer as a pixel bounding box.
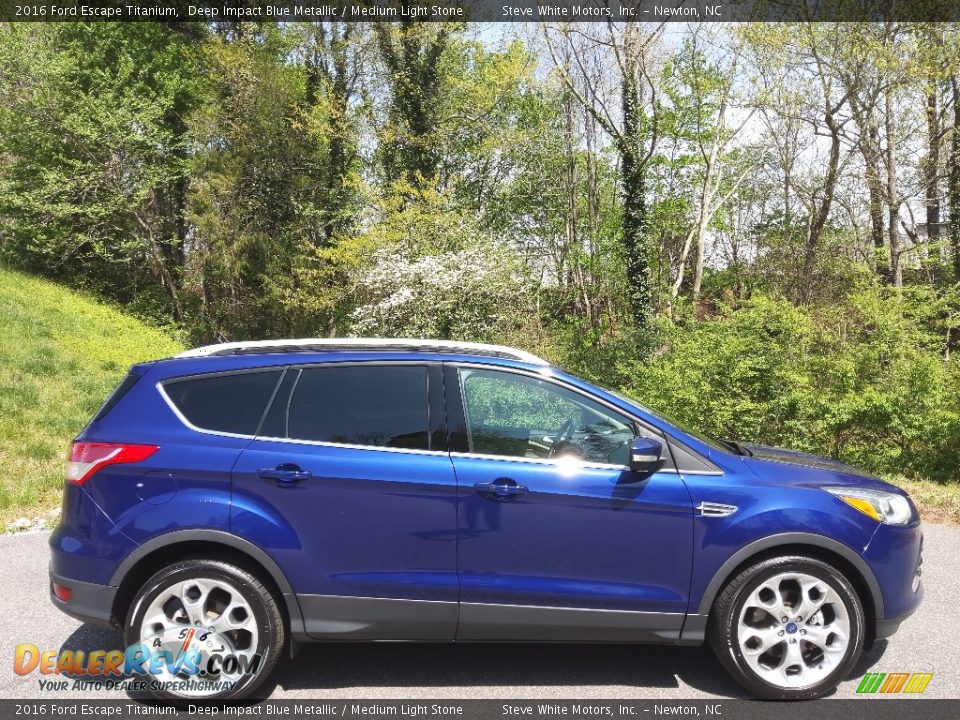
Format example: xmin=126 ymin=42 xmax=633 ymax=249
xmin=629 ymin=437 xmax=664 ymax=475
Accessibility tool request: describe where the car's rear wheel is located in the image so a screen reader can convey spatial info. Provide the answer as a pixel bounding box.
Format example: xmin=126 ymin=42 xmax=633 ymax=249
xmin=125 ymin=559 xmax=284 ymax=700
xmin=708 ymin=555 xmax=865 ymax=699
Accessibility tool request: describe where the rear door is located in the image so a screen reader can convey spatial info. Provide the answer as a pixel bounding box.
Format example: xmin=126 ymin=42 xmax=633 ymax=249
xmin=231 ymin=362 xmax=459 ymax=640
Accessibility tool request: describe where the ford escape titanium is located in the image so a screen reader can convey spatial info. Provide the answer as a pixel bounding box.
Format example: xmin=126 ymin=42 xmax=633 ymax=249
xmin=49 ymin=339 xmax=923 ymax=700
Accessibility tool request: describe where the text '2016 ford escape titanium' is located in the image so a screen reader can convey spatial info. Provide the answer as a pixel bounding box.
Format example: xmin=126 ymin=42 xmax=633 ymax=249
xmin=49 ymin=339 xmax=923 ymax=700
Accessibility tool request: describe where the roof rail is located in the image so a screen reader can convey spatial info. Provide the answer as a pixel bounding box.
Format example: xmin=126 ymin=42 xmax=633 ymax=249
xmin=174 ymin=338 xmax=549 ymax=366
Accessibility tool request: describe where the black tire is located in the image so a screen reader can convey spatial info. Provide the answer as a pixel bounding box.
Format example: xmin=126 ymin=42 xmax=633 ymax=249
xmin=708 ymin=555 xmax=865 ymax=700
xmin=125 ymin=559 xmax=285 ymax=701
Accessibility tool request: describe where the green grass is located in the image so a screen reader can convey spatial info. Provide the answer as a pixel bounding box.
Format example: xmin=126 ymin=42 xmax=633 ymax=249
xmin=0 ymin=268 xmax=182 ymax=525
xmin=889 ymin=476 xmax=960 ymax=526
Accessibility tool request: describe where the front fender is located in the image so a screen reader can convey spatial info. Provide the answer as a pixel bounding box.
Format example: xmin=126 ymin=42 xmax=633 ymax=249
xmin=680 ymin=477 xmax=883 ymax=642
xmin=692 ymin=530 xmax=884 ymax=618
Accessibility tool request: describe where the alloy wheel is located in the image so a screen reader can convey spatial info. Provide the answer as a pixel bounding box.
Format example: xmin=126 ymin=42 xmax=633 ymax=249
xmin=736 ymin=571 xmax=851 ymax=689
xmin=137 ymin=576 xmax=260 ymax=697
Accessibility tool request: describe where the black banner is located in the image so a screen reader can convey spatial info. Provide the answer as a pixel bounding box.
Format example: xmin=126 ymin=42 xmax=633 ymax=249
xmin=2 ymin=0 xmax=960 ymax=23
xmin=2 ymin=700 xmax=960 ymax=720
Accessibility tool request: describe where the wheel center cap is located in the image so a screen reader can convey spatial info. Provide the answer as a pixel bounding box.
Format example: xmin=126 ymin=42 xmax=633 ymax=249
xmin=785 ymin=621 xmax=799 ymax=634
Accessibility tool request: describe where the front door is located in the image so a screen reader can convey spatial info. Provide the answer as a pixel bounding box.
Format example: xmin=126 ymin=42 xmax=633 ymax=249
xmin=232 ymin=363 xmax=459 ymax=640
xmin=447 ymin=365 xmax=694 ymax=641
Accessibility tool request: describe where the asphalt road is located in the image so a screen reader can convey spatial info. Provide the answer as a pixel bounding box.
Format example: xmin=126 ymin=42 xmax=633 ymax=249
xmin=2 ymin=525 xmax=956 ymax=700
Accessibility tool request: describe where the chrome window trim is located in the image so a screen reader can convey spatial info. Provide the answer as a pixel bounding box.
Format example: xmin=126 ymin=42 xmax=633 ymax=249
xmin=156 ymin=372 xmax=284 ymax=442
xmin=158 ymin=360 xmax=434 ymax=446
xmin=156 ymin=358 xmax=725 ymax=475
xmin=160 ymin=380 xmax=451 ymax=458
xmin=253 ymin=435 xmax=450 ymax=458
xmin=659 ymin=467 xmax=724 ymax=477
xmin=449 ymin=450 xmax=627 ymax=472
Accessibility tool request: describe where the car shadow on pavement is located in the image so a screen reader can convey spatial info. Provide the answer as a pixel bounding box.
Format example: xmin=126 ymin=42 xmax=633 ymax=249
xmin=60 ymin=622 xmax=123 ymax=656
xmin=264 ymin=637 xmax=890 ymax=699
xmin=57 ymin=625 xmax=890 ymax=700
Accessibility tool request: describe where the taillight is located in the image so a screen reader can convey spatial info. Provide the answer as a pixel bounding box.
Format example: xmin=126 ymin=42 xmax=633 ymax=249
xmin=66 ymin=442 xmax=159 ymax=485
xmin=52 ymin=582 xmax=72 ymax=603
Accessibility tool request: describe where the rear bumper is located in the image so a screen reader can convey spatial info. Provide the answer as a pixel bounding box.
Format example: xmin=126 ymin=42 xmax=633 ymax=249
xmin=47 ymin=484 xmax=134 ymax=627
xmin=49 ymin=569 xmax=117 ymax=628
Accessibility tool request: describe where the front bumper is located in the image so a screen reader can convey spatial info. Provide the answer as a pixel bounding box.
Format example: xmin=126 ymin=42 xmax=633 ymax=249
xmin=863 ymin=522 xmax=923 ymax=637
xmin=49 ymin=569 xmax=118 ymax=628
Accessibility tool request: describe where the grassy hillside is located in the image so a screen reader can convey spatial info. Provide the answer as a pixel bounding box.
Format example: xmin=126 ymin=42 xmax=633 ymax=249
xmin=0 ymin=268 xmax=182 ymax=525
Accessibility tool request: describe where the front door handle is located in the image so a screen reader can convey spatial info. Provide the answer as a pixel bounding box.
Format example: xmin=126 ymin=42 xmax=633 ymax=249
xmin=258 ymin=464 xmax=311 ymax=487
xmin=474 ymin=477 xmax=528 ymax=500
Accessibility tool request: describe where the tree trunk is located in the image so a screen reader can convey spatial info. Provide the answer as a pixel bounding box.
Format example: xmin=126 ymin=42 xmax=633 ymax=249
xmin=862 ymin=119 xmax=888 ymax=280
xmin=563 ymin=88 xmax=578 ymax=292
xmin=885 ymin=84 xmax=903 ymax=288
xmin=137 ymin=192 xmax=183 ymax=323
xmin=800 ymin=105 xmax=842 ymax=300
xmin=621 ymin=65 xmax=651 ymax=331
xmin=584 ymin=108 xmax=599 ymax=330
xmin=925 ymin=81 xmax=941 ymax=248
xmin=691 ymin=204 xmax=710 ymax=301
xmin=950 ymin=76 xmax=960 ymax=281
xmin=374 ymin=19 xmax=449 ymax=191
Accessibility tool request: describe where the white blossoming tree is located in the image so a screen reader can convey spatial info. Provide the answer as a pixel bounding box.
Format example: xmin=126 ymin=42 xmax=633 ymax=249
xmin=350 ymin=244 xmax=532 ymax=341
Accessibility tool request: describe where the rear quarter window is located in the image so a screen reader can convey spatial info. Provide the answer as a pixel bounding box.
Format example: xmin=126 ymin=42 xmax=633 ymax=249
xmin=162 ymin=370 xmax=283 ymax=436
xmin=93 ymin=372 xmax=141 ymax=422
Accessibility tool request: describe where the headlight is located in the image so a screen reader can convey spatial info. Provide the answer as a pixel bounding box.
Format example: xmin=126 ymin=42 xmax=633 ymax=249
xmin=824 ymin=487 xmax=914 ymax=525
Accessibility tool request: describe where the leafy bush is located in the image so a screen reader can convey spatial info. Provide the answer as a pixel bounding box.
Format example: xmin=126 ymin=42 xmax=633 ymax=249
xmin=622 ymin=287 xmax=960 ymax=481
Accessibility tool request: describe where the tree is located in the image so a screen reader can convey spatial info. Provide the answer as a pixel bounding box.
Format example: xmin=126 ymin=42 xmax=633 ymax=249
xmin=303 ymin=22 xmax=367 ymax=244
xmin=0 ymin=23 xmax=203 ymax=321
xmin=742 ymin=23 xmax=852 ymax=300
xmin=544 ymin=22 xmax=663 ymax=332
xmin=373 ymin=17 xmax=460 ymax=191
xmin=662 ymin=28 xmax=757 ymax=304
xmin=185 ymin=25 xmax=361 ymax=340
xmin=952 ymin=74 xmax=960 ymax=280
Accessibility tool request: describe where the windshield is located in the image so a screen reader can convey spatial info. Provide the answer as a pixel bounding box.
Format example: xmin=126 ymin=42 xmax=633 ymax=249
xmin=606 ymin=388 xmax=738 ymax=455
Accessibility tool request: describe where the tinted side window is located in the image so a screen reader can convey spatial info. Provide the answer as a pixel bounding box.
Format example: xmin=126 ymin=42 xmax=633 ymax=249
xmin=164 ymin=370 xmax=283 ymax=435
xmin=287 ymin=366 xmax=430 ymax=450
xmin=458 ymin=368 xmax=636 ymax=465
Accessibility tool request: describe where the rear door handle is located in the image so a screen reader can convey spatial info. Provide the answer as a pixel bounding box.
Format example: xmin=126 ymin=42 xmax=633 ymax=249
xmin=258 ymin=464 xmax=311 ymax=487
xmin=474 ymin=477 xmax=528 ymax=500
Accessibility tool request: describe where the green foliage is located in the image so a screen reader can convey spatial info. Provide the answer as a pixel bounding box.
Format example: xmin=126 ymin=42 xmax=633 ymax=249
xmin=184 ymin=30 xmax=345 ymax=341
xmin=0 ymin=24 xmax=202 ymax=323
xmin=0 ymin=268 xmax=182 ymax=523
xmin=463 ymin=371 xmax=573 ymax=433
xmin=624 ymin=286 xmax=960 ymax=481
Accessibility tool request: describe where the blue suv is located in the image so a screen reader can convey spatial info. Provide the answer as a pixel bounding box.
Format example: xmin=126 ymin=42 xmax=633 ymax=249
xmin=49 ymin=339 xmax=923 ymax=700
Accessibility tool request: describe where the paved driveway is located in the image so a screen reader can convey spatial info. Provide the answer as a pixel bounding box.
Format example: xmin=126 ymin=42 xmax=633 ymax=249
xmin=2 ymin=524 xmax=955 ymax=699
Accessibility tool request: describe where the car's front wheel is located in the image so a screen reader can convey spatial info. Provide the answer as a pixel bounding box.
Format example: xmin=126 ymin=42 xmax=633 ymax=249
xmin=125 ymin=559 xmax=285 ymax=700
xmin=709 ymin=555 xmax=865 ymax=699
